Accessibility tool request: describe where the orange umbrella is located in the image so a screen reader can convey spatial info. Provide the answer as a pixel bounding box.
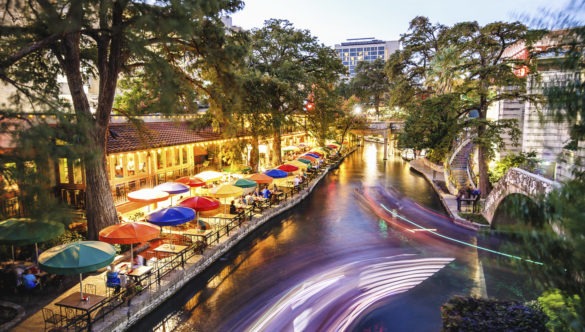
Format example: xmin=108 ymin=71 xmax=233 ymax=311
xmin=247 ymin=173 xmax=274 ymax=184
xmin=99 ymin=222 xmax=160 ymax=264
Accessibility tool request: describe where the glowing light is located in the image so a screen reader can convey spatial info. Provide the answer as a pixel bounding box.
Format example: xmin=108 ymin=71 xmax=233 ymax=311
xmin=379 ymin=204 xmax=543 ymax=265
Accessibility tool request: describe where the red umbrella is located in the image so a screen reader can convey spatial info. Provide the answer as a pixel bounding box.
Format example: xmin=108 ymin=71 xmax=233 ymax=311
xmin=178 ymin=196 xmax=221 ymax=226
xmin=247 ymin=173 xmax=274 ymax=184
xmin=277 ymin=164 xmax=299 ymax=172
xmin=175 ymin=176 xmax=206 ymax=188
xmin=99 ymin=222 xmax=160 ymax=264
xmin=178 ymin=196 xmax=220 ymax=211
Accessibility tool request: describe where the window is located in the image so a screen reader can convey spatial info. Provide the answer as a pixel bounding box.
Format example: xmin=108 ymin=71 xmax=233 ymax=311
xmin=127 ymin=154 xmax=135 ymax=175
xmin=58 ymin=158 xmax=69 ymax=184
xmin=114 ymin=156 xmax=123 ymax=178
xmin=182 ymin=147 xmax=188 ymax=164
xmin=175 ymin=148 xmax=180 ymax=166
xmin=166 ymin=149 xmax=173 ymax=167
xmin=156 ymin=150 xmax=163 ymax=169
xmin=73 ymin=159 xmax=83 ymax=184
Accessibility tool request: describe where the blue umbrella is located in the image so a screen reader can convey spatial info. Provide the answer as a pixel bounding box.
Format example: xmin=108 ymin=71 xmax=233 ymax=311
xmin=146 ymin=206 xmax=195 ymax=226
xmin=154 ymin=182 xmax=190 ymax=205
xmin=304 ymin=153 xmax=321 ymax=159
xmin=146 ymin=206 xmax=196 ymax=247
xmin=264 ymin=169 xmax=288 ymax=179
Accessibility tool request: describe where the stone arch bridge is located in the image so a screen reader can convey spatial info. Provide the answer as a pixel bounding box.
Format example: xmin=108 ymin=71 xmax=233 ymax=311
xmin=482 ymin=167 xmax=561 ymax=224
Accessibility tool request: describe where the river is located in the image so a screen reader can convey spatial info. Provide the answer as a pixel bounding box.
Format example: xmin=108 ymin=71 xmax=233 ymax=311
xmin=132 ymin=142 xmax=533 ymax=331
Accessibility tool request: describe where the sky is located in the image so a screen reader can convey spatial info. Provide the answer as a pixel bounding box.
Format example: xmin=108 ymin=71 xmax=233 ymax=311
xmin=230 ymin=0 xmax=577 ymax=46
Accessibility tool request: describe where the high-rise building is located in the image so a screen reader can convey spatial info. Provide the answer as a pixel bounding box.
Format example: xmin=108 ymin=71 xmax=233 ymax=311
xmin=334 ymin=38 xmax=400 ymax=78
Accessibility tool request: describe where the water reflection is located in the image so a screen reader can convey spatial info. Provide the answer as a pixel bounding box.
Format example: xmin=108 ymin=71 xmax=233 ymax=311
xmin=134 ymin=143 xmax=530 ymax=332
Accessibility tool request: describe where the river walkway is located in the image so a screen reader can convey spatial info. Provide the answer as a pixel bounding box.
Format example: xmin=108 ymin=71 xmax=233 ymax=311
xmin=10 ymin=149 xmax=354 ymax=332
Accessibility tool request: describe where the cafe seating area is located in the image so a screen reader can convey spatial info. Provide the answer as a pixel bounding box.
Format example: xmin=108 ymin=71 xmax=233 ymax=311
xmin=5 ymin=144 xmax=347 ymax=331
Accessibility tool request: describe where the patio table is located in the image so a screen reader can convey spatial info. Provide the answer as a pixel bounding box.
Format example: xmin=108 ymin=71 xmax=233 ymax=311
xmin=55 ymin=292 xmax=107 ymax=329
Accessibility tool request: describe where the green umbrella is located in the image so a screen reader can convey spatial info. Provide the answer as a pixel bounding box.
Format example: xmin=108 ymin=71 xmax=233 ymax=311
xmin=296 ymin=158 xmax=312 ymax=165
xmin=0 ymin=218 xmax=65 ymax=262
xmin=39 ymin=241 xmax=116 ymax=299
xmin=233 ymin=178 xmax=258 ymax=188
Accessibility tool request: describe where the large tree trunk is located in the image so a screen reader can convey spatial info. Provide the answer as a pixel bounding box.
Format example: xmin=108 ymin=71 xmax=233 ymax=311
xmin=272 ymin=129 xmax=282 ymax=166
xmin=60 ymin=7 xmax=121 ymax=239
xmin=84 ymin=141 xmax=118 ymax=240
xmin=249 ymin=135 xmax=260 ymax=173
xmin=477 ymin=145 xmax=490 ymax=198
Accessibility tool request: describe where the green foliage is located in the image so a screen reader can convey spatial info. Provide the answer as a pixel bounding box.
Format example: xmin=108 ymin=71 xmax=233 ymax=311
xmin=351 ymin=59 xmax=389 ymax=119
xmin=489 ymin=152 xmax=540 ymax=183
xmin=389 ymin=16 xmax=538 ymax=194
xmin=538 ymin=289 xmax=582 ymax=331
xmin=441 ymin=296 xmax=548 ymax=331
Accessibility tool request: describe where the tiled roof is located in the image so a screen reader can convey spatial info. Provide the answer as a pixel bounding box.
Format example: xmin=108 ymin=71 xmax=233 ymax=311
xmin=107 ymin=121 xmax=222 ymax=154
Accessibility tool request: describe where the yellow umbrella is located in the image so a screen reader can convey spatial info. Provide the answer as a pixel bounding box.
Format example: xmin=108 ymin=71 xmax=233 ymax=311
xmin=208 ymin=184 xmax=244 ymax=213
xmin=287 ymin=160 xmax=309 ymax=170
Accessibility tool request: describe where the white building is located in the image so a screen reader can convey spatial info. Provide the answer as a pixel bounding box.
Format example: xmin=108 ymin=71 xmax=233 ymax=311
xmin=334 ymin=38 xmax=400 ymax=78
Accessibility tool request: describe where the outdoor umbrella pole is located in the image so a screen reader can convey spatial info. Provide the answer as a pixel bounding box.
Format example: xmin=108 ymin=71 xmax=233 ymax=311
xmin=79 ymin=274 xmax=84 ymax=299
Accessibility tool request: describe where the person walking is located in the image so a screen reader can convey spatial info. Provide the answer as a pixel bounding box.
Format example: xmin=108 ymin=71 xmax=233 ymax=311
xmin=456 ymin=189 xmax=464 ymax=212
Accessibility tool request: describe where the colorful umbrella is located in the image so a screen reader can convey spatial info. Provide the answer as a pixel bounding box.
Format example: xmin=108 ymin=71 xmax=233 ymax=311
xmin=264 ymin=169 xmax=288 ymax=179
xmin=304 ymin=153 xmax=321 ymax=159
xmin=308 ymin=151 xmax=324 ymax=157
xmin=127 ymin=188 xmax=169 ymax=203
xmin=287 ymin=160 xmax=309 ymax=170
xmin=39 ymin=241 xmax=116 ymax=299
xmin=154 ymin=182 xmax=190 ymax=204
xmin=247 ymin=173 xmax=274 ymax=184
xmin=233 ymin=178 xmax=257 ymax=188
xmin=178 ymin=196 xmax=221 ymax=211
xmin=99 ymin=222 xmax=160 ymax=264
xmin=146 ymin=206 xmax=195 ymax=227
xmin=296 ymin=158 xmax=312 ymax=165
xmin=175 ymin=176 xmax=206 ymax=188
xmin=147 ymin=206 xmax=196 ymax=246
xmin=299 ymin=155 xmax=318 ymax=163
xmin=277 ymin=164 xmax=299 ymax=172
xmin=154 ymin=182 xmax=190 ymax=195
xmin=195 ymin=170 xmax=223 ymax=183
xmin=209 ymin=184 xmax=244 ymax=198
xmin=0 ymin=218 xmax=65 ymax=262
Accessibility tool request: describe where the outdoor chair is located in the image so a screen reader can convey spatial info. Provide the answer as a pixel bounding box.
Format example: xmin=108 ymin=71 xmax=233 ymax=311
xmin=41 ymin=307 xmax=64 ymax=331
xmin=65 ymin=307 xmax=87 ymax=332
xmin=84 ymin=283 xmax=96 ymax=295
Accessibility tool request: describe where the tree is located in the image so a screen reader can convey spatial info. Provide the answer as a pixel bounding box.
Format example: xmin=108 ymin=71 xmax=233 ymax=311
xmin=248 ymin=19 xmax=344 ymax=166
xmin=390 ymin=17 xmax=541 ymax=196
xmin=0 ymin=0 xmax=244 ymax=239
xmin=351 ymin=58 xmax=389 ymax=119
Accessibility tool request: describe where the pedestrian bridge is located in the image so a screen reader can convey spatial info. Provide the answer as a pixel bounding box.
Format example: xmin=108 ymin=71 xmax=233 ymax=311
xmin=482 ymin=167 xmax=560 ymax=224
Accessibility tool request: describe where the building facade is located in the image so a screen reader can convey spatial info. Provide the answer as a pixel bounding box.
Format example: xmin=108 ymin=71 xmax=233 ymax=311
xmin=334 ymin=38 xmax=400 ymax=78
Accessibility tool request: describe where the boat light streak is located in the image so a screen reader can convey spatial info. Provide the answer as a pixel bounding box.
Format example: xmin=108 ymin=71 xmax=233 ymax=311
xmin=380 ymin=204 xmax=543 ymax=265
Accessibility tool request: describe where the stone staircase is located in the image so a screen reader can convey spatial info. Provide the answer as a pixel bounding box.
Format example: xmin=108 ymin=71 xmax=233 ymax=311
xmin=448 ymin=141 xmax=474 ymax=192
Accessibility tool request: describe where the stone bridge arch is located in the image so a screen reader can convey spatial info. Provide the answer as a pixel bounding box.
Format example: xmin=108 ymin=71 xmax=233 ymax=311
xmin=482 ymin=167 xmax=560 ymax=224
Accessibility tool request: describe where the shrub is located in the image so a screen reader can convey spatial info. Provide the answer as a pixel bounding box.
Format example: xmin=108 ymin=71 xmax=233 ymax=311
xmin=441 ymin=296 xmax=548 ymax=331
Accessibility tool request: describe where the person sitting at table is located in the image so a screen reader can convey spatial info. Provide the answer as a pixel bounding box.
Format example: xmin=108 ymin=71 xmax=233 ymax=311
xmin=229 ymin=200 xmax=237 ymax=214
xmin=198 ymin=218 xmax=208 ymax=230
xmin=133 ymin=254 xmax=145 ymax=268
xmin=22 ymin=268 xmax=39 ymax=290
xmin=245 ymin=193 xmax=254 ymax=205
xmin=261 ymin=187 xmax=271 ymax=199
xmin=106 ymin=265 xmax=122 ymax=293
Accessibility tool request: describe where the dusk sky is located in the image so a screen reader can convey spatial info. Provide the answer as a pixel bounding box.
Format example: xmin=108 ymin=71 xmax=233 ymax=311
xmin=231 ymin=0 xmax=579 ymax=46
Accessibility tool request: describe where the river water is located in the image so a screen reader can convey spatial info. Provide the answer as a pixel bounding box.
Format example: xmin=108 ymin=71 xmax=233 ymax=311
xmin=133 ymin=142 xmax=533 ymax=332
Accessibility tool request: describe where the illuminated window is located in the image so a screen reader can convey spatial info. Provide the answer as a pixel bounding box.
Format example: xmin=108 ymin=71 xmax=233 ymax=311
xmin=58 ymin=158 xmax=69 ymax=184
xmin=73 ymin=159 xmax=83 ymax=184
